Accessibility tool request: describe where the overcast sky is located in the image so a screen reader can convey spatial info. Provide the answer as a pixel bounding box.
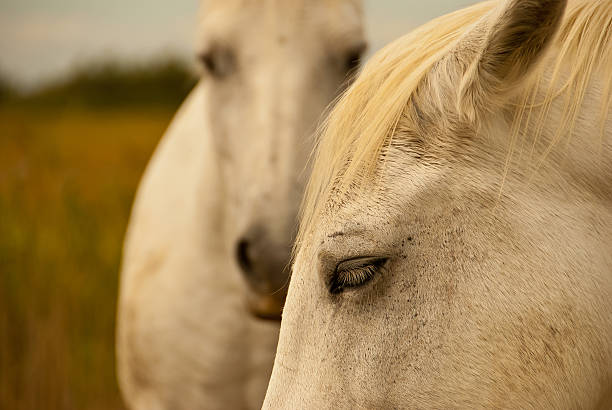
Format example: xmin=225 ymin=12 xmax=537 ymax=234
xmin=1 ymin=0 xmax=476 ymax=89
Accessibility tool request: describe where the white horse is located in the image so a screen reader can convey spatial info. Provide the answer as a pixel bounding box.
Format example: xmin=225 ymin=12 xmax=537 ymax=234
xmin=116 ymin=1 xmax=365 ymax=409
xmin=265 ymin=0 xmax=612 ymax=407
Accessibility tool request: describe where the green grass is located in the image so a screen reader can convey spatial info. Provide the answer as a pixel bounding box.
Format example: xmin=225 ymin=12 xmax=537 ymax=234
xmin=0 ymin=104 xmax=177 ymax=409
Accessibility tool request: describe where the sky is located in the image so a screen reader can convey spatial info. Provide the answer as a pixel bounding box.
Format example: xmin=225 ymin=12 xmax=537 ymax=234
xmin=0 ymin=0 xmax=476 ymax=89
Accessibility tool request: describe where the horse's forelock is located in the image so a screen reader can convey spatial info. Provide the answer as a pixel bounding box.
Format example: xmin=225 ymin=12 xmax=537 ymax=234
xmin=295 ymin=1 xmax=497 ymax=255
xmin=297 ymin=0 xmax=612 ymax=257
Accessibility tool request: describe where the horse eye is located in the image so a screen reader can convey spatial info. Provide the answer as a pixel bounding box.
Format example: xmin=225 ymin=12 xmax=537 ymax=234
xmin=328 ymin=257 xmax=386 ymax=294
xmin=198 ymin=52 xmax=217 ymax=74
xmin=344 ymin=43 xmax=367 ymax=74
xmin=345 ymin=52 xmax=361 ymax=73
xmin=197 ymin=47 xmax=235 ymax=79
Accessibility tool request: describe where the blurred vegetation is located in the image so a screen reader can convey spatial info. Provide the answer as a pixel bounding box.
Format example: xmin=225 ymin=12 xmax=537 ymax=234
xmin=0 ymin=57 xmax=196 ymax=409
xmin=5 ymin=57 xmax=198 ymax=109
xmin=0 ymin=76 xmax=16 ymax=104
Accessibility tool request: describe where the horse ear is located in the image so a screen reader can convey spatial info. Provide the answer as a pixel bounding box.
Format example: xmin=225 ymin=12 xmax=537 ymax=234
xmin=457 ymin=0 xmax=567 ymax=121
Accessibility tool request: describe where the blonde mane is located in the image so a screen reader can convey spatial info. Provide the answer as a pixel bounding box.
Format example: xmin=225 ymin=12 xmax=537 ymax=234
xmin=297 ymin=0 xmax=612 ymax=249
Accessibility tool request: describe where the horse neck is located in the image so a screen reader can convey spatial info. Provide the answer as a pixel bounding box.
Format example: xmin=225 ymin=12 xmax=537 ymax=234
xmin=178 ymin=82 xmax=227 ymax=252
xmin=122 ymin=81 xmax=226 ymax=270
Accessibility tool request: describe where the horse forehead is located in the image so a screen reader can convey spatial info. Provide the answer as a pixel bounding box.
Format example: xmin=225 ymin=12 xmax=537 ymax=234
xmin=199 ymin=0 xmax=363 ymax=36
xmin=201 ymin=0 xmax=361 ymax=12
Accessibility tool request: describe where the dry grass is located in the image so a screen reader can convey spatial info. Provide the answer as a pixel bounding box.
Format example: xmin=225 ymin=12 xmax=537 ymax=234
xmin=0 ymin=105 xmax=176 ymax=409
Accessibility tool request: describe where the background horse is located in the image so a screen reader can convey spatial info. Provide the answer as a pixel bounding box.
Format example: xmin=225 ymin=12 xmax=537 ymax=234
xmin=265 ymin=0 xmax=612 ymax=407
xmin=116 ymin=1 xmax=365 ymax=408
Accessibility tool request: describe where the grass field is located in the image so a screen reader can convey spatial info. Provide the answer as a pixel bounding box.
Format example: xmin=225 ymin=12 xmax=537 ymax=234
xmin=0 ymin=104 xmax=177 ymax=409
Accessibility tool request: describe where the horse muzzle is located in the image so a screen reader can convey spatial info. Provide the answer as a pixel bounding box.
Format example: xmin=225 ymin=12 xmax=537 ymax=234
xmin=245 ymin=290 xmax=286 ymax=321
xmin=235 ymin=226 xmax=291 ymax=321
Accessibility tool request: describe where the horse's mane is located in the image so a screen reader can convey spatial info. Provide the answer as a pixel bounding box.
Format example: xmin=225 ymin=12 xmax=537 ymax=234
xmin=297 ymin=0 xmax=612 ymax=249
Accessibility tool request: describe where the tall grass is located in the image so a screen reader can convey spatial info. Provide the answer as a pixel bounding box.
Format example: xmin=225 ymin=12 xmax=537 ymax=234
xmin=0 ymin=60 xmax=193 ymax=409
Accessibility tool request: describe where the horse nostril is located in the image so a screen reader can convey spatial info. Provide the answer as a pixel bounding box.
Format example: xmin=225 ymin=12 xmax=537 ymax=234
xmin=234 ymin=231 xmax=290 ymax=319
xmin=236 ymin=239 xmax=253 ymax=274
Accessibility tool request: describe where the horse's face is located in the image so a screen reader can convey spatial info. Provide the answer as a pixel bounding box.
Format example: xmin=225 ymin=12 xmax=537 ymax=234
xmin=199 ymin=1 xmax=365 ymax=318
xmin=266 ymin=0 xmax=612 ymax=407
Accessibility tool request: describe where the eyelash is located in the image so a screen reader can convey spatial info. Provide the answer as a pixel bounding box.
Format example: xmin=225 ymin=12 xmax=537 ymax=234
xmin=328 ymin=257 xmax=387 ymax=294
